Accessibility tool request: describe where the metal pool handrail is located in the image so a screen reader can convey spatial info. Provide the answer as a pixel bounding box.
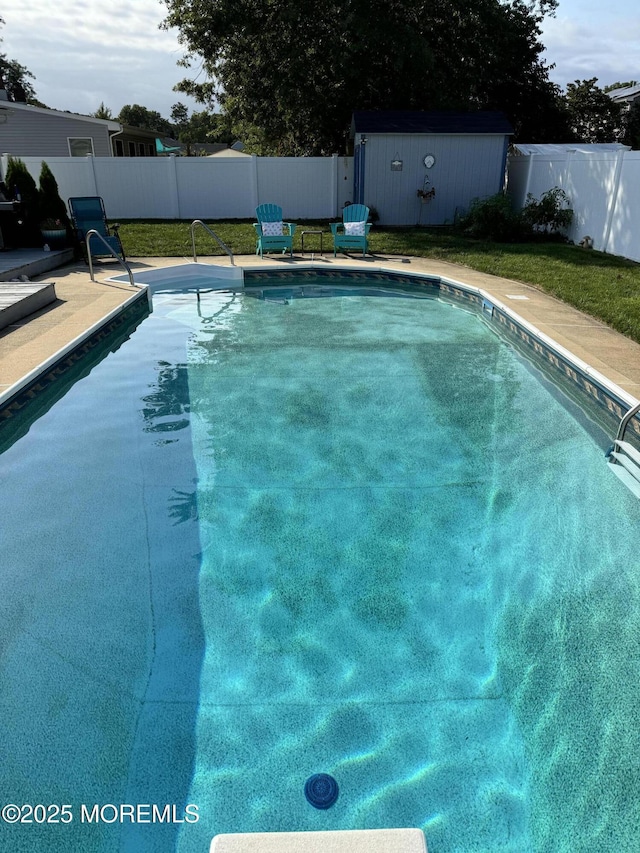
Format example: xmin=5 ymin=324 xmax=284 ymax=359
xmin=85 ymin=230 xmax=137 ymax=289
xmin=616 ymin=400 xmax=640 ymax=442
xmin=190 ymin=220 xmax=235 ymax=265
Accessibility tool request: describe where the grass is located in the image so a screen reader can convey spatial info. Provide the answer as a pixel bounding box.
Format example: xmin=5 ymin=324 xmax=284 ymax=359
xmin=116 ymin=220 xmax=640 ymax=346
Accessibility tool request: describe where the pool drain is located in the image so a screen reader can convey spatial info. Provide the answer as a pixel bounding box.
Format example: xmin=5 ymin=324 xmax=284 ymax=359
xmin=304 ymin=773 xmax=339 ymax=809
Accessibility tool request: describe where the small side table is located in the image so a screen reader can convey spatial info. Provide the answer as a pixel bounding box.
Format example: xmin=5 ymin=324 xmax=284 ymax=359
xmin=301 ymin=230 xmax=324 ymax=257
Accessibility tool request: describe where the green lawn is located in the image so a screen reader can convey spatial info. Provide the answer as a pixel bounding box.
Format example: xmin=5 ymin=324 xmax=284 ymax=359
xmin=117 ymin=220 xmax=640 ymax=345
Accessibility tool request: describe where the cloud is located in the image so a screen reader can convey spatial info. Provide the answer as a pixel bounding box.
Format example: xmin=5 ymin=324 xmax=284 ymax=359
xmin=7 ymin=0 xmax=639 ymax=115
xmin=541 ymin=14 xmax=640 ymax=89
xmin=1 ymin=0 xmax=197 ymax=116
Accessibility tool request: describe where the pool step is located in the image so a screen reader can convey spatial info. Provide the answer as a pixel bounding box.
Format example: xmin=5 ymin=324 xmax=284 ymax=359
xmin=608 ymin=440 xmax=640 ymax=499
xmin=210 ymin=829 xmax=428 ymax=853
xmin=0 ymin=281 xmax=57 ymax=331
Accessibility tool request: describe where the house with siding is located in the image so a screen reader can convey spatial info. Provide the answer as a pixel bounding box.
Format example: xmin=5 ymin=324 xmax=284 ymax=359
xmin=351 ymin=110 xmax=513 ymax=226
xmin=0 ymin=98 xmax=158 ymax=158
xmin=607 ymin=83 xmax=640 ymax=109
xmin=112 ymin=125 xmax=159 ymax=158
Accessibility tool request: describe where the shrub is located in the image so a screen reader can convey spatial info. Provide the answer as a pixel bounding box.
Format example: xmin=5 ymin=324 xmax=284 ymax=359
xmin=3 ymin=156 xmax=41 ymax=246
xmin=521 ymin=187 xmax=573 ymax=234
xmin=455 ymin=193 xmax=523 ymax=242
xmin=4 ymin=156 xmax=38 ymax=207
xmin=38 ymin=161 xmax=71 ymax=229
xmin=455 ymin=187 xmax=574 ymax=243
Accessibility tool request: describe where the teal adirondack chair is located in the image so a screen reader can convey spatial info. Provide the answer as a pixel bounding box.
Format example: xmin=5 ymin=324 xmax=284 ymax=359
xmin=330 ymin=204 xmax=372 ymax=257
xmin=254 ymin=204 xmax=296 ymax=258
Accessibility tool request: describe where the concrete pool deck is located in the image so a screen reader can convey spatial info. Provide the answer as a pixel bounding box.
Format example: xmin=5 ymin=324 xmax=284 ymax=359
xmin=1 ymin=251 xmax=640 ymax=408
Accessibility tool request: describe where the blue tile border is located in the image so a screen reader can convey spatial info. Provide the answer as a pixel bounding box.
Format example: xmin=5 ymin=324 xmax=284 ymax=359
xmin=490 ymin=305 xmax=636 ymax=442
xmin=244 ymin=267 xmax=441 ymax=293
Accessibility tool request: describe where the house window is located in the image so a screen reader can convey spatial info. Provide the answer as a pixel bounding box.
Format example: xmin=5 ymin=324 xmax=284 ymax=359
xmin=128 ymin=141 xmax=136 ymax=156
xmin=138 ymin=143 xmax=146 ymax=156
xmin=68 ymin=137 xmax=95 ymax=157
xmin=114 ymin=139 xmax=124 ymax=157
xmin=148 ymin=144 xmax=155 ymax=156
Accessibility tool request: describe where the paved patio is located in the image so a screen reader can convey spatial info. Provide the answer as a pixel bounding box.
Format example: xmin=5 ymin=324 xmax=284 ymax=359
xmin=1 ymin=250 xmax=640 ymax=409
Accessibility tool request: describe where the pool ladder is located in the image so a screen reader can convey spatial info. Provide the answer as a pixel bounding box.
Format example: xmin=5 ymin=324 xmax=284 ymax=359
xmin=191 ymin=220 xmax=235 ymax=265
xmin=85 ymin=230 xmax=137 ymax=288
xmin=607 ymin=401 xmax=640 ymax=499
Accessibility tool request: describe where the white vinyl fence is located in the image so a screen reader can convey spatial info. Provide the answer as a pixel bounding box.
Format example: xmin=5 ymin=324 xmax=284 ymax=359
xmin=0 ymin=153 xmax=354 ymax=221
xmin=507 ymin=148 xmax=640 ymax=263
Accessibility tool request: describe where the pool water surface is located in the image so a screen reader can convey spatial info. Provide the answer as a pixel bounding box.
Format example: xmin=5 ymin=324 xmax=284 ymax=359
xmin=1 ymin=282 xmax=639 ymax=853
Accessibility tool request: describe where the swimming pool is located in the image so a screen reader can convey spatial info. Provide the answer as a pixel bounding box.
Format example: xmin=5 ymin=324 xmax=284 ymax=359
xmin=1 ymin=271 xmax=640 ymax=853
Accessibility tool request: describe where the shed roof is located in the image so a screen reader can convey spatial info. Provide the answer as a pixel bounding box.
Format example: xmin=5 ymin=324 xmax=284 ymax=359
xmin=351 ymin=110 xmax=513 ymax=135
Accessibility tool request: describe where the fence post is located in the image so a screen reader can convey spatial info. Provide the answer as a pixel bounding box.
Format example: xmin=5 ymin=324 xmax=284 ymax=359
xmin=250 ymin=154 xmax=259 ymax=210
xmin=563 ymin=148 xmax=575 ymax=202
xmin=602 ymin=149 xmax=626 ymax=254
xmin=522 ymin=153 xmax=536 ymax=205
xmin=520 ymin=154 xmax=536 ymax=201
xmin=0 ymin=153 xmax=8 ymax=181
xmin=86 ymin=154 xmax=99 ymax=195
xmin=331 ymin=154 xmax=339 ymax=218
xmin=167 ymin=154 xmax=181 ymax=219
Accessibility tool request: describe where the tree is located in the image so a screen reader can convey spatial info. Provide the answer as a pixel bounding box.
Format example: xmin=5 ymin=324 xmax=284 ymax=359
xmin=187 ymin=110 xmax=234 ymax=145
xmin=117 ymin=104 xmax=173 ymax=136
xmin=170 ymin=101 xmax=190 ymax=136
xmin=4 ymin=156 xmax=40 ymax=245
xmin=0 ymin=17 xmax=39 ymax=104
xmin=169 ymin=103 xmax=236 ymax=153
xmin=602 ymin=82 xmax=640 ymax=150
xmin=622 ymin=100 xmax=640 ymax=150
xmin=564 ymin=78 xmax=622 ymax=142
xmin=92 ymin=102 xmax=114 ymax=120
xmin=38 ymin=161 xmax=71 ymax=230
xmin=162 ymin=0 xmax=563 ymax=154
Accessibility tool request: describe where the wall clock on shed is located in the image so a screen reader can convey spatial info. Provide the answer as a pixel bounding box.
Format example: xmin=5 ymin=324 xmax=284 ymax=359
xmin=423 ymin=154 xmax=436 ymax=169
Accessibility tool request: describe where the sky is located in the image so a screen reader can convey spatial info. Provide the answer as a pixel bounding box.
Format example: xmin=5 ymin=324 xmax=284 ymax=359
xmin=0 ymin=0 xmax=201 ymax=118
xmin=540 ymin=0 xmax=640 ymax=90
xmin=1 ymin=0 xmax=640 ymax=122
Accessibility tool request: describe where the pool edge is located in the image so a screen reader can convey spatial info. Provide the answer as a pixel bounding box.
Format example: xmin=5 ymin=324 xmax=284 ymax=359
xmin=0 ymin=287 xmax=150 ymax=411
xmin=1 ymin=260 xmax=638 ymax=447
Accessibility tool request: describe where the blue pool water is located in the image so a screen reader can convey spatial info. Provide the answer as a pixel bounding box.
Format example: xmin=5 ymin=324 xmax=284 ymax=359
xmin=1 ymin=280 xmax=640 ymax=852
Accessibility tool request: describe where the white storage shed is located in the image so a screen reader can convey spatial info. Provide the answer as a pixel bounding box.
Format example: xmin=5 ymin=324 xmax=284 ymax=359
xmin=351 ymin=110 xmax=513 ymax=226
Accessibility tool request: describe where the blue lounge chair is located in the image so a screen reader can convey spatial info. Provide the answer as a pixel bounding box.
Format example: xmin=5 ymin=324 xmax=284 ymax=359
xmin=330 ymin=203 xmax=372 ymax=257
xmin=254 ymin=204 xmax=296 ymax=258
xmin=68 ymin=196 xmax=125 ymax=262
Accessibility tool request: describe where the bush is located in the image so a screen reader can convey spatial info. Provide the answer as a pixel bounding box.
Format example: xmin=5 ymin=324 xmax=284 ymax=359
xmin=3 ymin=156 xmax=41 ymax=246
xmin=455 ymin=193 xmax=523 ymax=241
xmin=454 ymin=187 xmax=574 ymax=243
xmin=38 ymin=161 xmax=71 ymax=228
xmin=521 ymin=187 xmax=573 ymax=234
xmin=38 ymin=162 xmax=71 ymax=247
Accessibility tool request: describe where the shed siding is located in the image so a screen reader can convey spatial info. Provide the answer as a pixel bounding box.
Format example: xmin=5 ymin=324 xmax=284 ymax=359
xmin=362 ymin=133 xmax=507 ymax=225
xmin=0 ymin=111 xmax=112 ymax=157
